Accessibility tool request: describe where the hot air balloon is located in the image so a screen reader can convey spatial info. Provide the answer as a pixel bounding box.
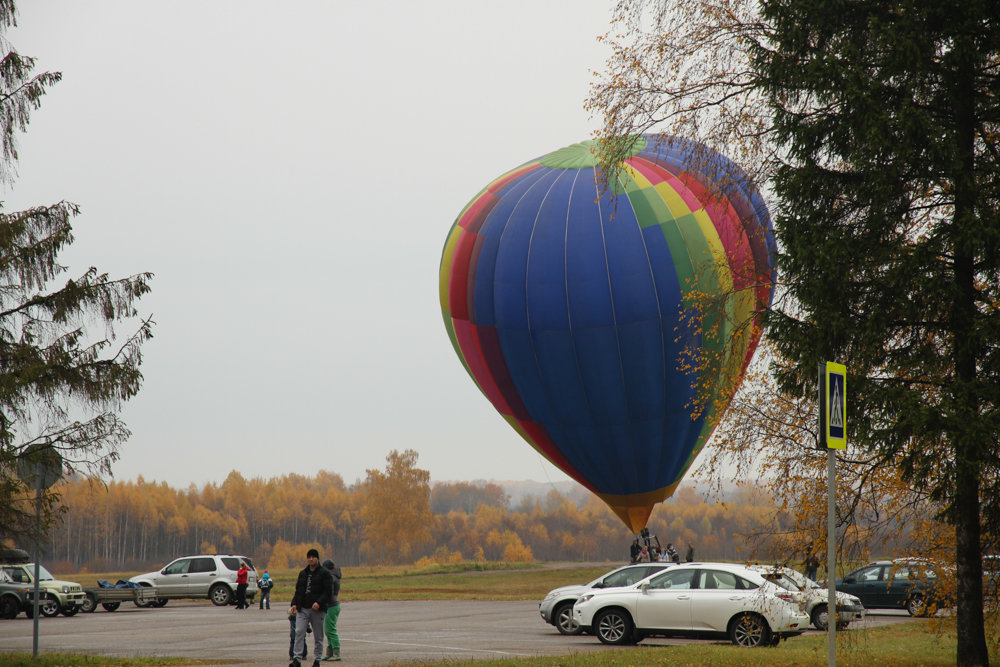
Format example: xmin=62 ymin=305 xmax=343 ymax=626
xmin=439 ymin=135 xmax=775 ymax=532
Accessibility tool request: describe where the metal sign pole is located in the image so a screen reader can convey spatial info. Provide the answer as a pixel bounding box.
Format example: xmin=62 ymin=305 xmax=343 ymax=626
xmin=32 ymin=460 xmax=42 ymax=658
xmin=820 ymin=361 xmax=847 ymax=667
xmin=827 ymin=448 xmax=836 ymax=666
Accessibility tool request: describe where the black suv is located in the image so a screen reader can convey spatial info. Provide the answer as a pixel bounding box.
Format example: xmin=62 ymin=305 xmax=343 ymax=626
xmin=836 ymin=559 xmax=952 ymax=616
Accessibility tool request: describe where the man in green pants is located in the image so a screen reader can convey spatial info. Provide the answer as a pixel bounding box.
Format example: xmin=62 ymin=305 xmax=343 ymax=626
xmin=321 ymin=559 xmax=342 ymax=661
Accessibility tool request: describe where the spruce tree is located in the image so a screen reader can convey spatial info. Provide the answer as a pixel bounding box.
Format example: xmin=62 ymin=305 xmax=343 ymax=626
xmin=0 ymin=2 xmax=153 ymax=545
xmin=753 ymin=2 xmax=999 ymax=663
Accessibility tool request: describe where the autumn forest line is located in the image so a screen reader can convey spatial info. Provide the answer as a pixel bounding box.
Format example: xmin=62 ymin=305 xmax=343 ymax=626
xmin=30 ymin=450 xmax=906 ymax=574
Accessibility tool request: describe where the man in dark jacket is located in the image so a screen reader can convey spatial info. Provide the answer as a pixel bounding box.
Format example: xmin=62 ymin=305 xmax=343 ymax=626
xmin=289 ymin=548 xmax=333 ymax=667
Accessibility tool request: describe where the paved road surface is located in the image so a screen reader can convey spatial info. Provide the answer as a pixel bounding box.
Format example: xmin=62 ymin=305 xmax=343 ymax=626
xmin=0 ymin=600 xmax=917 ymax=666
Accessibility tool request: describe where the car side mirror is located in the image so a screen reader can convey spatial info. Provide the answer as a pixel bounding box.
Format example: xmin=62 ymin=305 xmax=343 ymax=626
xmin=843 ymin=576 xmax=855 ymax=584
xmin=161 ymin=569 xmax=168 ymax=575
xmin=640 ymin=582 xmax=650 ymax=593
xmin=593 ymin=582 xmax=604 ymax=589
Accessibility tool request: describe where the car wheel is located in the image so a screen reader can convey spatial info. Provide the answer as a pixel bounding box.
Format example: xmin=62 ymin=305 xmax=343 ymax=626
xmin=729 ymin=612 xmax=772 ymax=647
xmin=593 ymin=608 xmax=635 ymax=646
xmin=154 ymin=598 xmax=169 ymax=607
xmin=210 ymin=584 xmax=233 ymax=606
xmin=39 ymin=595 xmax=60 ymax=617
xmin=554 ymin=601 xmax=582 ymax=635
xmin=906 ymin=595 xmax=927 ymax=616
xmin=0 ymin=595 xmax=19 ymax=619
xmin=60 ymin=605 xmax=79 ymax=616
xmin=80 ymin=594 xmax=97 ymax=613
xmin=811 ymin=604 xmax=829 ymax=631
xmin=23 ymin=604 xmax=33 ymax=619
xmin=101 ymin=601 xmax=120 ymax=612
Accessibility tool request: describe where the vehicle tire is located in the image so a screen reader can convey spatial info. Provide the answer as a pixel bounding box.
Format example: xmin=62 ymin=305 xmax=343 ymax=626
xmin=23 ymin=604 xmax=33 ymax=619
xmin=60 ymin=605 xmax=79 ymax=616
xmin=154 ymin=598 xmax=168 ymax=607
xmin=80 ymin=593 xmax=97 ymax=613
xmin=39 ymin=594 xmax=60 ymax=617
xmin=101 ymin=601 xmax=120 ymax=612
xmin=810 ymin=604 xmax=829 ymax=631
xmin=554 ymin=601 xmax=582 ymax=635
xmin=0 ymin=595 xmax=19 ymax=619
xmin=210 ymin=584 xmax=233 ymax=606
xmin=593 ymin=608 xmax=635 ymax=646
xmin=729 ymin=612 xmax=772 ymax=647
xmin=906 ymin=595 xmax=927 ymax=617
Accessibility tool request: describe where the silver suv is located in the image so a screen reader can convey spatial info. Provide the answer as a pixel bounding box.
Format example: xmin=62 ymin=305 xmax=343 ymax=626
xmin=130 ymin=554 xmax=257 ymax=606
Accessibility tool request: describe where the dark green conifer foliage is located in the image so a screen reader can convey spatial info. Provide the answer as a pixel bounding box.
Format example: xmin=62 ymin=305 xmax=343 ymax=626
xmin=0 ymin=2 xmax=153 ymax=545
xmin=753 ymin=2 xmax=999 ymax=663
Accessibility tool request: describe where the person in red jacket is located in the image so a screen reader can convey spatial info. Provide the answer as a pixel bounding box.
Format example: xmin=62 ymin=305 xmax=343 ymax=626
xmin=234 ymin=561 xmax=250 ymax=610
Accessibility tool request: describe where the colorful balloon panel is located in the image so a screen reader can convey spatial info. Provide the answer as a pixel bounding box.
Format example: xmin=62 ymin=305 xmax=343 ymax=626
xmin=439 ymin=136 xmax=775 ymax=532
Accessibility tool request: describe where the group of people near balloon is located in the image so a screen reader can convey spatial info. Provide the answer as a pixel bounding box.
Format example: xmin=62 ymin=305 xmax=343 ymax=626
xmin=630 ymin=529 xmax=694 ymax=564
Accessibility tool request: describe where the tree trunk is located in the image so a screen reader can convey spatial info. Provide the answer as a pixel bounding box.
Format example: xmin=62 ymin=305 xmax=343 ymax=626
xmin=951 ymin=39 xmax=988 ymax=664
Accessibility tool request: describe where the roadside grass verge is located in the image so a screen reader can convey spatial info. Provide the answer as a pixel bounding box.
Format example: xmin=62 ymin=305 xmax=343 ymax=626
xmin=0 ymin=654 xmax=221 ymax=667
xmin=427 ymin=619 xmax=967 ymax=667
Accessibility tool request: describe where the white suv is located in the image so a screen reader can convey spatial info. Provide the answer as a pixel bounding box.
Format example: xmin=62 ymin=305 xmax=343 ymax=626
xmin=131 ymin=554 xmax=257 ymax=606
xmin=573 ymin=562 xmax=810 ymax=647
xmin=539 ymin=563 xmax=673 ymax=635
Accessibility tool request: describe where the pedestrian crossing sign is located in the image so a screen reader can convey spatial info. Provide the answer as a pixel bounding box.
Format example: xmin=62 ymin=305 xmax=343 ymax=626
xmin=824 ymin=361 xmax=846 ymax=449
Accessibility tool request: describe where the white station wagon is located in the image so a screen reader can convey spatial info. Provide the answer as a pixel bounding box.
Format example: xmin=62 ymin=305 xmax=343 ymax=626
xmin=572 ymin=562 xmax=811 ymax=647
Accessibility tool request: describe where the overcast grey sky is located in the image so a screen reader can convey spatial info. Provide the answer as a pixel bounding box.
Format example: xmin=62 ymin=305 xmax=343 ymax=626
xmin=4 ymin=0 xmax=657 ymax=490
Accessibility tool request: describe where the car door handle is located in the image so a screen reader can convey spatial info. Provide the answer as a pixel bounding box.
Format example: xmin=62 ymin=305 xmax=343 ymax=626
xmin=677 ymin=595 xmax=691 ymax=600
xmin=729 ymin=596 xmax=744 ymax=600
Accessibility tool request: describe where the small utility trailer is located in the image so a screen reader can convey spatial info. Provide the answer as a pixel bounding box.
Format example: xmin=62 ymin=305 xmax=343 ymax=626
xmin=80 ymin=583 xmax=161 ymax=612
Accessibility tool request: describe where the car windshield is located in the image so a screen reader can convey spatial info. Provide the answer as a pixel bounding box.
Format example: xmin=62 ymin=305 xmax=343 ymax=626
xmin=26 ymin=564 xmax=54 ymax=580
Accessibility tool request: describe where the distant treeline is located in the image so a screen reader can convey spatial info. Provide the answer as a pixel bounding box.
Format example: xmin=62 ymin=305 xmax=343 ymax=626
xmin=30 ymin=467 xmax=823 ymax=574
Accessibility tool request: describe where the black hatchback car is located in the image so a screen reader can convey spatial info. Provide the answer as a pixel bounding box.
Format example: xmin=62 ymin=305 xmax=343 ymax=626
xmin=836 ymin=559 xmax=952 ymax=616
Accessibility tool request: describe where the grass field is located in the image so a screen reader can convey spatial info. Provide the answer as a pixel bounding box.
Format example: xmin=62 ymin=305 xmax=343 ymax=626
xmin=13 ymin=561 xmax=998 ymax=666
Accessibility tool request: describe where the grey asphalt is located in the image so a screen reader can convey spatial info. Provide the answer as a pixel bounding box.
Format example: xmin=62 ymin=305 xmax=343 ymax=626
xmin=0 ymin=600 xmax=916 ymax=666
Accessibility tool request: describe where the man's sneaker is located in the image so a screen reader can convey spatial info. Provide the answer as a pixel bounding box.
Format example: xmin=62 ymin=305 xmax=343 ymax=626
xmin=289 ymin=660 xmax=300 ymax=667
xmin=331 ymin=651 xmax=341 ymax=662
xmin=312 ymin=660 xmax=321 ymax=667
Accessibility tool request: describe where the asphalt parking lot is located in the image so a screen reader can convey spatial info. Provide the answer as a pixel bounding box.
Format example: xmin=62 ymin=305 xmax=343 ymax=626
xmin=0 ymin=600 xmax=917 ymax=666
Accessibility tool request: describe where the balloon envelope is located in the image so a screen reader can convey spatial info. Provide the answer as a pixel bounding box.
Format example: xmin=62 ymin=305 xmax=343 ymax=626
xmin=439 ymin=135 xmax=775 ymax=532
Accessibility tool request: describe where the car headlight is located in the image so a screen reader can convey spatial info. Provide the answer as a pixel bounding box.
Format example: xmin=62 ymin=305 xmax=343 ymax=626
xmin=542 ymin=592 xmax=556 ymax=601
xmin=62 ymin=585 xmax=69 ymax=593
xmin=577 ymin=594 xmax=594 ymax=604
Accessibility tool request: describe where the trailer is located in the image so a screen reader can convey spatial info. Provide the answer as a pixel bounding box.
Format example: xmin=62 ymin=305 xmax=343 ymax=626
xmin=80 ymin=584 xmax=161 ymax=612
